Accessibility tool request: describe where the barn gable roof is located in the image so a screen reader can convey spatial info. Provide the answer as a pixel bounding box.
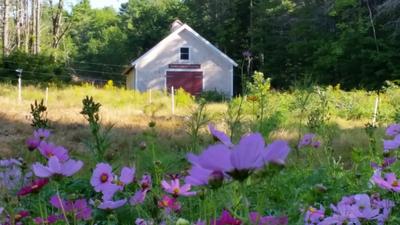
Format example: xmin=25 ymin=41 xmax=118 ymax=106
xmin=123 ymin=22 xmax=237 ymax=75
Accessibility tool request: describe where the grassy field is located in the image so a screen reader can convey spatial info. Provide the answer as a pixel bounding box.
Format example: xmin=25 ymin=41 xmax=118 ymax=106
xmin=0 ymin=82 xmax=396 ymax=160
xmin=2 ymin=82 xmax=400 ymax=224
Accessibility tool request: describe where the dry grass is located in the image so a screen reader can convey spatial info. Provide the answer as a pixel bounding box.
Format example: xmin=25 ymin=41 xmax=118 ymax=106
xmin=0 ymin=83 xmax=387 ymax=162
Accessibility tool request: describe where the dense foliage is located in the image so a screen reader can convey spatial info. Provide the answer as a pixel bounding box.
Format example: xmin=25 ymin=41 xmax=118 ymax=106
xmin=1 ymin=0 xmax=399 ymax=89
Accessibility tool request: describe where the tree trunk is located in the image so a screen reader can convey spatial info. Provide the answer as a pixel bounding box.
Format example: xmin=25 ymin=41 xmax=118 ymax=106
xmin=51 ymin=0 xmax=64 ymax=49
xmin=24 ymin=0 xmax=29 ymax=52
xmin=16 ymin=0 xmax=23 ymax=49
xmin=3 ymin=0 xmax=10 ymax=57
xmin=35 ymin=0 xmax=40 ymax=54
xmin=31 ymin=0 xmax=36 ymax=54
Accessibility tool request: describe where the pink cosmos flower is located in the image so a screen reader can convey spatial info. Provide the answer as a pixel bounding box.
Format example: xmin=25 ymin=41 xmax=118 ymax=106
xmin=50 ymin=195 xmax=92 ymax=220
xmin=38 ymin=142 xmax=69 ymax=162
xmin=119 ymin=167 xmax=135 ymax=186
xmin=161 ymin=179 xmax=196 ymax=197
xmin=383 ymin=135 xmax=400 ymax=152
xmin=264 ymin=140 xmax=291 ymax=165
xmin=386 ymin=124 xmax=400 ymax=137
xmin=158 ymin=195 xmax=181 ymax=213
xmin=34 ymin=215 xmax=62 ymax=224
xmin=90 ymin=163 xmax=114 ymax=192
xmin=371 ymin=157 xmax=396 ymax=171
xmin=130 ymin=189 xmax=149 ymax=205
xmin=32 ymin=156 xmax=83 ymax=178
xmin=98 ymin=199 xmax=127 ymax=210
xmin=187 ymin=132 xmax=291 ymax=183
xmin=139 ymin=174 xmax=152 ymax=190
xmin=34 ymin=129 xmax=51 ymax=140
xmin=304 ymin=206 xmax=325 ymax=225
xmin=194 ymin=220 xmax=206 ymax=225
xmin=298 ymin=133 xmax=321 ymax=149
xmin=249 ymin=212 xmax=288 ymax=225
xmin=211 ymin=210 xmax=241 ymax=225
xmin=372 ymin=172 xmax=400 ymax=192
xmin=319 ymin=194 xmax=394 ymax=225
xmin=129 ymin=174 xmax=151 ymax=205
xmin=208 ymin=124 xmax=233 ymax=147
xmin=26 ymin=137 xmax=41 ymax=151
xmin=17 ymin=178 xmax=49 ymax=196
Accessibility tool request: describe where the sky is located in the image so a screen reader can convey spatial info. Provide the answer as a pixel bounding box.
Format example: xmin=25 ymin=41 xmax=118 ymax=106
xmin=90 ymin=0 xmax=128 ymax=9
xmin=68 ymin=0 xmax=128 ymax=10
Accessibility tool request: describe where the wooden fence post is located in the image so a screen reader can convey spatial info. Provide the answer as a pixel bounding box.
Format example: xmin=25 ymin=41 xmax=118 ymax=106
xmin=45 ymin=87 xmax=49 ymax=106
xmin=372 ymin=95 xmax=379 ymax=126
xmin=18 ymin=76 xmax=22 ymax=103
xmin=171 ymin=86 xmax=175 ymax=115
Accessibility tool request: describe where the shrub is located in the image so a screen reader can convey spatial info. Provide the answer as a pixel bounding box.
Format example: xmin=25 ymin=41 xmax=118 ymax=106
xmin=175 ymin=88 xmax=194 ymax=107
xmin=198 ymin=90 xmax=227 ymax=102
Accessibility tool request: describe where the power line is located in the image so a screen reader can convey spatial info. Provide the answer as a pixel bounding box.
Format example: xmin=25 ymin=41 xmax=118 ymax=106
xmin=0 ymin=61 xmax=125 ymax=76
xmin=0 ymin=67 xmax=125 ymax=84
xmin=67 ymin=60 xmax=127 ymax=68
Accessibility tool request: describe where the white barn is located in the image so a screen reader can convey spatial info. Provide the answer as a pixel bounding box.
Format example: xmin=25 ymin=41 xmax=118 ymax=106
xmin=123 ymin=20 xmax=237 ymax=97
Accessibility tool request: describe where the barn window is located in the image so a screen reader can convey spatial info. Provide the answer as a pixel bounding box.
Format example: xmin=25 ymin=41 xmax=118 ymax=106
xmin=180 ymin=47 xmax=190 ymax=60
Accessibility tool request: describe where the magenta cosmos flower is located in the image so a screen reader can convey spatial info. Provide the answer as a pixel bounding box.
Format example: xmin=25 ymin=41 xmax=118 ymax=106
xmin=211 ymin=210 xmax=241 ymax=225
xmin=50 ymin=195 xmax=92 ymax=220
xmin=372 ymin=172 xmax=400 ymax=192
xmin=158 ymin=195 xmax=181 ymax=213
xmin=161 ymin=179 xmax=196 ymax=197
xmin=17 ymin=178 xmax=49 ymax=196
xmin=38 ymin=142 xmax=69 ymax=162
xmin=249 ymin=212 xmax=288 ymax=225
xmin=34 ymin=215 xmax=62 ymax=224
xmin=32 ymin=156 xmax=83 ymax=178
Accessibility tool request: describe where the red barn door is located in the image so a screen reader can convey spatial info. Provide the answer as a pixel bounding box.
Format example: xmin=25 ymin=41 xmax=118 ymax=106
xmin=166 ymin=71 xmax=203 ymax=96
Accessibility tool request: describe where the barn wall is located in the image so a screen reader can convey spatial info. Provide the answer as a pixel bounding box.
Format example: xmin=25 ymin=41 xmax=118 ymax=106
xmin=135 ymin=29 xmax=233 ymax=96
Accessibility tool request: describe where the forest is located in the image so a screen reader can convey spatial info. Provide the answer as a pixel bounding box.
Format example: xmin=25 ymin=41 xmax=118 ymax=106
xmin=0 ymin=0 xmax=399 ymax=90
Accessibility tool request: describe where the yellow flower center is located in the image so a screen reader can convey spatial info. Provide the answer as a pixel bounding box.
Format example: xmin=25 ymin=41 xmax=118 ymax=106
xmin=392 ymin=181 xmax=399 ymax=187
xmin=309 ymin=207 xmax=316 ymax=213
xmin=100 ymin=174 xmax=108 ymax=183
xmin=161 ymin=200 xmax=169 ymax=207
xmin=173 ymin=188 xmax=180 ymax=195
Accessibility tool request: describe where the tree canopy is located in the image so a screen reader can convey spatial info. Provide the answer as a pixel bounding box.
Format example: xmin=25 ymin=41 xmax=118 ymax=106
xmin=0 ymin=0 xmax=399 ymax=90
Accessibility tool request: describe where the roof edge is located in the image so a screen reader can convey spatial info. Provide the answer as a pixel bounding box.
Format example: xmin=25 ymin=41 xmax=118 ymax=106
xmin=129 ymin=23 xmax=238 ymax=68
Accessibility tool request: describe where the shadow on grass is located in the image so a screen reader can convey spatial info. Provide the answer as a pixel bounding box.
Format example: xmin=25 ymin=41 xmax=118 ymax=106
xmin=0 ymin=114 xmax=209 ymax=174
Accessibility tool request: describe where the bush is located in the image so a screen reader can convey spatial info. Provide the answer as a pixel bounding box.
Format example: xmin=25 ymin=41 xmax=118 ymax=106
xmin=198 ymin=90 xmax=227 ymax=102
xmin=175 ymin=88 xmax=195 ymax=107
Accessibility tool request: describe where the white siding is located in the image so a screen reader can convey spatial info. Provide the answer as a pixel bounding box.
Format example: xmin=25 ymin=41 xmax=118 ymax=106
xmin=135 ymin=29 xmax=233 ymax=96
xmin=126 ymin=69 xmax=135 ymax=89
